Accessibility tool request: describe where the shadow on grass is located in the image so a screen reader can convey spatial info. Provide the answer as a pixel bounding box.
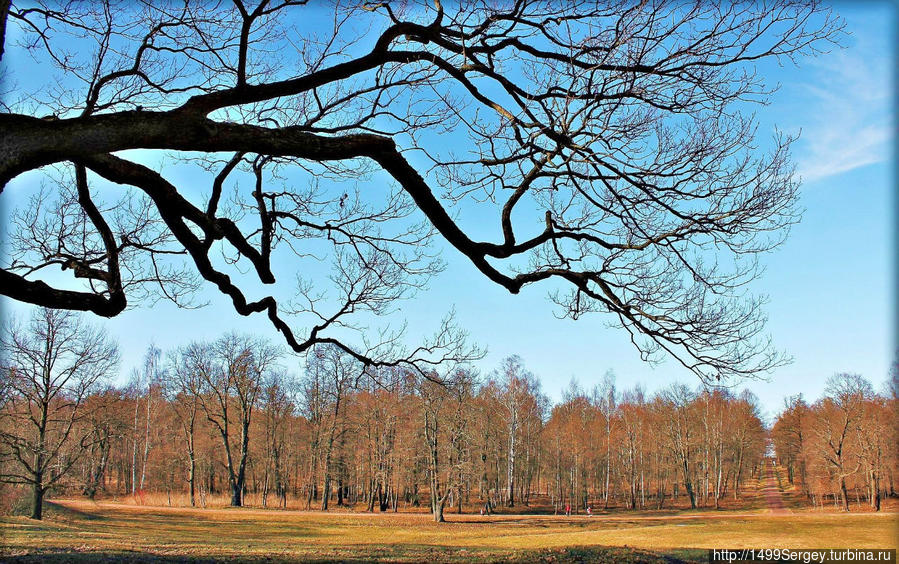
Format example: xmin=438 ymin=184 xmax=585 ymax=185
xmin=43 ymin=500 xmax=107 ymax=521
xmin=0 ymin=546 xmax=708 ymax=563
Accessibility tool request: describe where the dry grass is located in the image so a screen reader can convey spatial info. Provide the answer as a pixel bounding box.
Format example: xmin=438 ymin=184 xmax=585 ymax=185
xmin=1 ymin=498 xmax=896 ymax=563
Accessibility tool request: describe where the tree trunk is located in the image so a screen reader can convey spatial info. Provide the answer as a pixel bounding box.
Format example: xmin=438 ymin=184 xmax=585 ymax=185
xmin=230 ymin=480 xmax=242 ymax=506
xmin=132 ymin=399 xmax=139 ymax=495
xmin=714 ymin=442 xmax=723 ymax=510
xmin=640 ymin=447 xmax=645 ymax=509
xmin=367 ymin=480 xmax=377 ymax=512
xmin=604 ymin=417 xmax=611 ymax=509
xmin=188 ymin=453 xmax=196 ymax=507
xmin=321 ymin=473 xmax=331 ymax=510
xmin=840 ymin=477 xmax=850 ymax=512
xmin=872 ymin=470 xmax=881 ymax=511
xmin=262 ymin=465 xmax=270 ymax=508
xmin=714 ymin=460 xmax=722 ymax=510
xmin=321 ymin=397 xmax=340 ymax=511
xmin=379 ymin=481 xmax=389 ymax=511
xmin=233 ymin=419 xmax=251 ymax=507
xmin=31 ymin=482 xmax=44 ymax=520
xmin=139 ymin=390 xmax=152 ymax=492
xmin=457 ymin=469 xmax=464 ymax=514
xmin=682 ymin=457 xmax=696 ymax=509
xmin=433 ymin=495 xmax=446 ymax=522
xmin=507 ymin=420 xmax=516 ymax=507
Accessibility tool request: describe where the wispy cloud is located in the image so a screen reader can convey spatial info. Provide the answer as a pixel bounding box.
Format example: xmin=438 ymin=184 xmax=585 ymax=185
xmin=792 ymin=23 xmax=893 ymax=184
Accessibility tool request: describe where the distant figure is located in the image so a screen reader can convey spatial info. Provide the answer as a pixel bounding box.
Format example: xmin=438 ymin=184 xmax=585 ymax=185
xmin=565 ymin=503 xmax=571 ymax=516
xmin=586 ymin=506 xmax=592 ymax=517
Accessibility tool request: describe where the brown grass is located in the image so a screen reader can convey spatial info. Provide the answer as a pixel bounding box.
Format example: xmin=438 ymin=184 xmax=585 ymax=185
xmin=1 ymin=498 xmax=896 ymax=563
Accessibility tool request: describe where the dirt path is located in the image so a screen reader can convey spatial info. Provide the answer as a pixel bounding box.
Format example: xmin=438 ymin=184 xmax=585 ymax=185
xmin=761 ymin=459 xmax=790 ymax=514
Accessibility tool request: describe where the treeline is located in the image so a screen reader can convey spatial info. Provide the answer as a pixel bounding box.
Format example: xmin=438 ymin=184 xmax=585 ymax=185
xmin=2 ymin=310 xmax=896 ymax=521
xmin=771 ymin=373 xmax=898 ymax=512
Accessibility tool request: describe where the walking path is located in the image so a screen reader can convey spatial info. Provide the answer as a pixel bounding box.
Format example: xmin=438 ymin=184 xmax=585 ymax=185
xmin=761 ymin=458 xmax=790 ymax=514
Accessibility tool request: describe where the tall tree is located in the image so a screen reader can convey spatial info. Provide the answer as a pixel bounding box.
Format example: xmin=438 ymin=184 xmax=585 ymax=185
xmin=810 ymin=373 xmax=871 ymax=511
xmin=729 ymin=391 xmax=765 ymax=500
xmin=300 ymin=349 xmax=325 ymax=509
xmin=772 ymin=395 xmax=809 ymax=492
xmin=594 ymin=371 xmax=617 ymax=509
xmin=78 ymin=388 xmax=125 ymax=500
xmin=259 ymin=371 xmax=294 ymax=509
xmin=192 ymin=333 xmax=280 ymax=507
xmin=0 ymin=1 xmax=843 ymax=384
xmin=167 ymin=344 xmax=206 ymax=507
xmin=127 ymin=345 xmax=162 ymax=497
xmin=856 ymin=395 xmax=887 ymax=511
xmin=494 ymin=356 xmax=540 ymax=507
xmin=661 ymin=383 xmax=697 ymax=509
xmin=0 ymin=308 xmax=118 ymax=519
xmin=420 ymin=368 xmax=475 ymax=522
xmin=306 ymin=344 xmax=359 ymax=511
xmin=619 ymin=386 xmax=646 ymax=510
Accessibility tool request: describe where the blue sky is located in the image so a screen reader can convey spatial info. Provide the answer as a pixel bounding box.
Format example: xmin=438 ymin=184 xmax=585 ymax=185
xmin=1 ymin=4 xmax=894 ymax=421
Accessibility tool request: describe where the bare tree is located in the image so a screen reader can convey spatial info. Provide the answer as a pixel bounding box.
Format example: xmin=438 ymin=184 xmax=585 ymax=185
xmin=190 ymin=333 xmax=280 ymax=507
xmin=772 ymin=394 xmax=809 ymax=494
xmin=0 ymin=308 xmax=119 ymax=519
xmin=78 ymin=387 xmax=125 ymax=500
xmin=300 ymin=352 xmax=325 ymax=509
xmin=856 ymin=394 xmax=887 ymax=511
xmin=420 ymin=367 xmax=475 ymax=522
xmin=125 ymin=344 xmax=162 ymax=497
xmin=810 ymin=373 xmax=871 ymax=511
xmin=594 ymin=370 xmax=617 ymax=509
xmin=661 ymin=383 xmax=697 ymax=509
xmin=166 ymin=344 xmax=205 ymax=507
xmin=619 ymin=385 xmax=645 ymax=510
xmin=355 ymin=367 xmax=406 ymax=513
xmin=259 ymin=370 xmax=294 ymax=509
xmin=306 ymin=343 xmax=360 ymax=511
xmin=493 ymin=355 xmax=540 ymax=507
xmin=1 ymin=1 xmax=843 ymax=383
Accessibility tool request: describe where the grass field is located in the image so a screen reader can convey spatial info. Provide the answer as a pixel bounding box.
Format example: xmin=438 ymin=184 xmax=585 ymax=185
xmin=1 ymin=499 xmax=897 ymax=563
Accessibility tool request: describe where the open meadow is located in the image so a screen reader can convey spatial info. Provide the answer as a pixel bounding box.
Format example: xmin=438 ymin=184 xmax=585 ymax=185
xmin=3 ymin=460 xmax=898 ymax=562
xmin=1 ymin=6 xmax=896 ymax=562
xmin=2 ymin=497 xmax=897 ymax=563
